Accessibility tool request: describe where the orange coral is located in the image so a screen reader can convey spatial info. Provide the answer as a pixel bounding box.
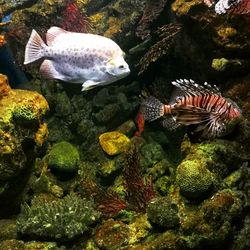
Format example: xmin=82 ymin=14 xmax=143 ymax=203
xmin=35 ymin=123 xmax=48 ymax=147
xmin=0 ymin=74 xmax=11 ymax=98
xmin=0 ymin=34 xmax=6 ymax=46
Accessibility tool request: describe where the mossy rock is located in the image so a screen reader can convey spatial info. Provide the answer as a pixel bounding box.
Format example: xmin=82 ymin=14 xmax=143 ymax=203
xmin=147 ymin=197 xmax=180 ymax=228
xmin=47 ymin=141 xmax=80 ymax=175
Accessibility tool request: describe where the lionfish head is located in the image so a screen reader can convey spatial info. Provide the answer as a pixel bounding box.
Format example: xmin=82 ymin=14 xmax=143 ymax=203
xmin=227 ymin=99 xmax=242 ymax=121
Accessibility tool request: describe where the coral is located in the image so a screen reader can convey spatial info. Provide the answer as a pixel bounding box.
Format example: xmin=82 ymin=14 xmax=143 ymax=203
xmin=0 ymin=219 xmax=17 ymax=241
xmin=140 ymin=143 xmax=167 ymax=168
xmin=13 ymin=106 xmax=37 ymax=121
xmin=137 ymin=24 xmax=182 ymax=74
xmin=95 ymin=219 xmax=129 ymax=250
xmin=123 ymin=148 xmax=155 ymax=212
xmin=211 ymin=58 xmax=229 ymax=71
xmin=0 ymin=74 xmax=11 ymax=97
xmin=0 ymin=240 xmax=25 ymax=250
xmin=17 ymin=194 xmax=100 ymax=239
xmin=99 ymin=131 xmax=131 ymax=156
xmin=171 ymin=0 xmax=203 ymax=16
xmin=0 ymin=34 xmax=6 ymax=46
xmin=104 ymin=16 xmax=123 ymax=38
xmin=61 ymin=0 xmax=92 ymax=33
xmin=77 ymin=180 xmax=127 ymax=216
xmin=47 ymin=141 xmax=80 ymax=174
xmin=147 ymin=197 xmax=180 ymax=228
xmin=232 ymin=215 xmax=250 ymax=250
xmin=201 ymin=189 xmax=243 ymax=230
xmin=128 ymin=214 xmax=152 ymax=245
xmin=35 ymin=123 xmax=48 ymax=147
xmin=0 ymin=74 xmax=48 ymax=183
xmin=93 ymin=104 xmax=121 ymax=125
xmin=176 ymin=158 xmax=214 ymax=199
xmin=136 ymin=0 xmax=168 ymax=39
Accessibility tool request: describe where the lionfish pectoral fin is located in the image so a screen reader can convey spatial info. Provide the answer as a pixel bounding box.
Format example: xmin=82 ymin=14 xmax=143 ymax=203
xmin=140 ymin=96 xmax=165 ymax=122
xmin=161 ymin=116 xmax=181 ymax=131
xmin=175 ymin=106 xmax=211 ymax=125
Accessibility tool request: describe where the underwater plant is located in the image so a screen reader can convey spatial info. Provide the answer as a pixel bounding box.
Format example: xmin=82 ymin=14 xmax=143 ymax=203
xmin=123 ymin=147 xmax=155 ymax=212
xmin=61 ymin=0 xmax=92 ymax=33
xmin=137 ymin=24 xmax=182 ymax=74
xmin=17 ymin=194 xmax=100 ymax=239
xmin=136 ymin=0 xmax=168 ymax=39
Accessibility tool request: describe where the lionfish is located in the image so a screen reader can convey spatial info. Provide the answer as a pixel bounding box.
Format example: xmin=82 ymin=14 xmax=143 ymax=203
xmin=204 ymin=0 xmax=250 ymax=14
xmin=140 ymin=79 xmax=242 ymax=139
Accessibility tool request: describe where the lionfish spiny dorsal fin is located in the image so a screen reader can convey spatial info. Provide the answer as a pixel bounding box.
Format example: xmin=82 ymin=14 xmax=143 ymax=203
xmin=171 ymin=79 xmax=221 ymax=97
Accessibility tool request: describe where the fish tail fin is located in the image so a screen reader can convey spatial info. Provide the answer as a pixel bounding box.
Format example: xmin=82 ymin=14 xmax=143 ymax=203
xmin=140 ymin=96 xmax=165 ymax=122
xmin=24 ymin=29 xmax=46 ymax=64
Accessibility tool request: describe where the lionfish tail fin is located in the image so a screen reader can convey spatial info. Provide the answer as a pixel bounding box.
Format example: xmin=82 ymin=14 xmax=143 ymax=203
xmin=140 ymin=96 xmax=165 ymax=122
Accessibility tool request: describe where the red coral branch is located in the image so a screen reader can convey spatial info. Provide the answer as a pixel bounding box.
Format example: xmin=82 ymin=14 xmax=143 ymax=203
xmin=123 ymin=147 xmax=154 ymax=212
xmin=61 ymin=0 xmax=92 ymax=33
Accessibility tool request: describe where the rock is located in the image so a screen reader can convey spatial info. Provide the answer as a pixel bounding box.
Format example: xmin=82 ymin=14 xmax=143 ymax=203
xmin=147 ymin=197 xmax=180 ymax=228
xmin=140 ymin=143 xmax=167 ymax=168
xmin=47 ymin=141 xmax=80 ymax=176
xmin=99 ymin=131 xmax=131 ymax=156
xmin=95 ymin=219 xmax=129 ymax=250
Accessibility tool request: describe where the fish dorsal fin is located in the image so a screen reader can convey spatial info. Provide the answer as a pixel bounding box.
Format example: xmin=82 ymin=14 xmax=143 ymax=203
xmin=171 ymin=79 xmax=221 ymax=97
xmin=46 ymin=26 xmax=68 ymax=46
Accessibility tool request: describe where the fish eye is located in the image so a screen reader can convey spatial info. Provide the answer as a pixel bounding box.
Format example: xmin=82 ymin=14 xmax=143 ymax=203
xmin=119 ymin=65 xmax=125 ymax=69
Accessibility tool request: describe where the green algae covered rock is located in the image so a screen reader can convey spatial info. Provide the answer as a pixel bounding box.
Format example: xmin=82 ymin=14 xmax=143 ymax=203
xmin=17 ymin=194 xmax=100 ymax=239
xmin=147 ymin=197 xmax=180 ymax=228
xmin=176 ymin=159 xmax=214 ymax=199
xmin=47 ymin=141 xmax=80 ymax=175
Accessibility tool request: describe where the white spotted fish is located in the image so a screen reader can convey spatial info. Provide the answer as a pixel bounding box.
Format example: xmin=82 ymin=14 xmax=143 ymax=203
xmin=204 ymin=0 xmax=250 ymax=14
xmin=215 ymin=0 xmax=250 ymax=14
xmin=24 ymin=27 xmax=130 ymax=91
xmin=140 ymin=79 xmax=242 ymax=139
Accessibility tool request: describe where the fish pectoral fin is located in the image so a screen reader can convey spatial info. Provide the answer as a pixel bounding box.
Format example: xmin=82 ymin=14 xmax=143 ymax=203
xmin=40 ymin=60 xmax=61 ymax=80
xmin=81 ymin=80 xmax=102 ymax=91
xmin=175 ymin=106 xmax=211 ymax=125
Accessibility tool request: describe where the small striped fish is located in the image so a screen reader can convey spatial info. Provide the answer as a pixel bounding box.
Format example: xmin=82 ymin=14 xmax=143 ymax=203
xmin=140 ymin=79 xmax=242 ymax=139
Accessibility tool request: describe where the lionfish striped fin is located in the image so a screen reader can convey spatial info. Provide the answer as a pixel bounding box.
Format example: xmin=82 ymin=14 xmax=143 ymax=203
xmin=171 ymin=79 xmax=221 ymax=97
xmin=140 ymin=96 xmax=165 ymax=122
xmin=193 ymin=111 xmax=227 ymax=138
xmin=175 ymin=106 xmax=211 ymax=125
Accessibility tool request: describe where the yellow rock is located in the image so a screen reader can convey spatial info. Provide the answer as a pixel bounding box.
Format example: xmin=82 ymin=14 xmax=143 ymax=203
xmin=99 ymin=131 xmax=131 ymax=156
